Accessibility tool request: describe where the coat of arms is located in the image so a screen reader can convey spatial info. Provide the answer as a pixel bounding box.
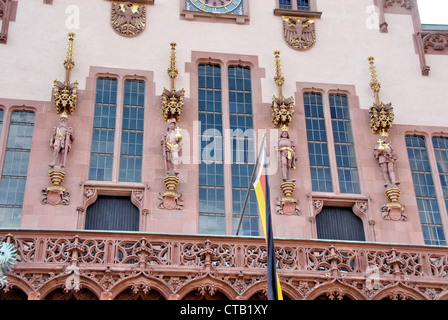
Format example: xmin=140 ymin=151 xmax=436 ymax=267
xmin=283 ymin=16 xmax=316 ymax=50
xmin=111 ymin=1 xmax=146 ymax=37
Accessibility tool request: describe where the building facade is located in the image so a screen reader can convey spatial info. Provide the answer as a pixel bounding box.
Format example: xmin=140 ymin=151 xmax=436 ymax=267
xmin=0 ymin=0 xmax=447 ymax=300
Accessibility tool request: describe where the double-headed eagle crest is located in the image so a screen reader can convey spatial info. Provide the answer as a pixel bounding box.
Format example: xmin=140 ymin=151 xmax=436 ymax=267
xmin=111 ymin=1 xmax=146 ymax=37
xmin=283 ymin=16 xmax=316 ymax=50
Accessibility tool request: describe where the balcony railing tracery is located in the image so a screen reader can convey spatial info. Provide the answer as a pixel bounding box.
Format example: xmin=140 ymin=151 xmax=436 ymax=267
xmin=0 ymin=230 xmax=447 ymax=300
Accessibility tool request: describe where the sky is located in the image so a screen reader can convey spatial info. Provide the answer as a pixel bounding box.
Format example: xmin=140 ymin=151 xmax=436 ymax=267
xmin=417 ymin=0 xmax=448 ymax=24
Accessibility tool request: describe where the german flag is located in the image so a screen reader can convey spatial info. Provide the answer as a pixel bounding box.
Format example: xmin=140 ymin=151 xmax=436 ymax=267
xmin=253 ymin=148 xmax=283 ymax=300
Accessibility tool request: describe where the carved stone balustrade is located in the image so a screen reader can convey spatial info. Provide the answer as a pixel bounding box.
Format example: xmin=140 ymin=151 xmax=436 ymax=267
xmin=0 ymin=230 xmax=447 ymax=300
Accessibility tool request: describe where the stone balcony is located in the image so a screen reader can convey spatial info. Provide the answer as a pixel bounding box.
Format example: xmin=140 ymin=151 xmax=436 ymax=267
xmin=0 ymin=229 xmax=447 ymax=300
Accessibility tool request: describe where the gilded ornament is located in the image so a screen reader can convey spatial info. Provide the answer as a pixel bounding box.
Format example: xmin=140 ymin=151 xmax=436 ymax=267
xmin=368 ymin=56 xmax=404 ymax=220
xmin=161 ymin=42 xmax=185 ymax=122
xmin=53 ymin=33 xmax=78 ymax=115
xmin=369 ymin=102 xmax=394 ymax=134
xmin=271 ymin=51 xmax=295 ymax=129
xmin=111 ymin=1 xmax=146 ymax=37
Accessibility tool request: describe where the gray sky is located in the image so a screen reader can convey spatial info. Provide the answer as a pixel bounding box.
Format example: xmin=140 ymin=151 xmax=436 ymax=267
xmin=417 ymin=0 xmax=448 ymax=24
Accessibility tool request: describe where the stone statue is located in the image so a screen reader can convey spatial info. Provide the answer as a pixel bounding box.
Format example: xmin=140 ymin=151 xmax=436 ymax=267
xmin=374 ymin=132 xmax=399 ymax=187
xmin=161 ymin=118 xmax=182 ymax=176
xmin=49 ymin=112 xmax=74 ymax=169
xmin=278 ymin=127 xmax=296 ymax=182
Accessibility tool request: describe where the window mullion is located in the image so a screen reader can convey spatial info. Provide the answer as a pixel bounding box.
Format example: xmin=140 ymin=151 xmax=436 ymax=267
xmin=428 ymin=137 xmax=448 ymax=240
xmin=221 ymin=65 xmax=234 ymax=235
xmin=323 ymin=94 xmax=340 ymax=194
xmin=112 ymin=79 xmax=124 ymax=183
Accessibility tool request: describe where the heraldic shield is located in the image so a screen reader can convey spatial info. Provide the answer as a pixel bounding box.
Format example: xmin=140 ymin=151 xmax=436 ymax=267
xmin=111 ymin=1 xmax=146 ymax=37
xmin=283 ymin=16 xmax=316 ymax=50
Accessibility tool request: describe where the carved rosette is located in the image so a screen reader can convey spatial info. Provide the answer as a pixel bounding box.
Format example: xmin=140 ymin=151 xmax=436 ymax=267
xmin=282 ymin=16 xmax=316 ymax=51
xmin=111 ymin=1 xmax=146 ymax=37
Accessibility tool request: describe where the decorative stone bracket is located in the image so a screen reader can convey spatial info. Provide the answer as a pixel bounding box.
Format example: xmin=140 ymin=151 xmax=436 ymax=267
xmin=414 ymin=31 xmax=448 ymax=76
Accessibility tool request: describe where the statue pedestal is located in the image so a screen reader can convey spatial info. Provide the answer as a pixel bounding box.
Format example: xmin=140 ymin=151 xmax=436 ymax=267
xmin=276 ymin=181 xmax=300 ymax=216
xmin=382 ymin=187 xmax=405 ymax=221
xmin=42 ymin=169 xmax=70 ymax=205
xmin=158 ymin=175 xmax=183 ymax=210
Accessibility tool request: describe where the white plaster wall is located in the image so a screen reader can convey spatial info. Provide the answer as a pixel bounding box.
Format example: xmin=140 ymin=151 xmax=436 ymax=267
xmin=0 ymin=0 xmax=447 ymax=126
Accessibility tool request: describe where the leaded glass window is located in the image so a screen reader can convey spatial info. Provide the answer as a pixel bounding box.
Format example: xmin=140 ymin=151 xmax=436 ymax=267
xmin=198 ymin=64 xmax=226 ymax=235
xmin=279 ymin=0 xmax=310 ymax=10
xmin=89 ymin=78 xmax=117 ymax=181
xmin=0 ymin=110 xmax=35 ymax=228
xmin=433 ymin=137 xmax=448 ymax=213
xmin=297 ymin=0 xmax=310 ymax=11
xmin=198 ymin=64 xmax=258 ymax=236
xmin=229 ymin=66 xmax=258 ymax=236
xmin=89 ymin=78 xmax=145 ymax=182
xmin=406 ymin=135 xmax=446 ymax=246
xmin=304 ymin=92 xmax=360 ymax=194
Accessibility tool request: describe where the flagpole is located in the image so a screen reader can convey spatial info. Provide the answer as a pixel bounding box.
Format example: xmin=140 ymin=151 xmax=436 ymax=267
xmin=236 ymin=133 xmax=267 ymax=236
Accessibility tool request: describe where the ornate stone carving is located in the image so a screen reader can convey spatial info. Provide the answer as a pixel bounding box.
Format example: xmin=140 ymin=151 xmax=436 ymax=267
xmin=278 ymin=129 xmax=296 ymax=182
xmin=111 ymin=1 xmax=146 ymax=37
xmin=41 ymin=187 xmax=70 ymax=206
xmin=367 ymin=57 xmax=404 ymax=220
xmin=161 ymin=118 xmax=183 ymax=176
xmin=162 ymin=88 xmax=185 ymax=122
xmin=159 ymin=43 xmax=185 ymax=210
xmin=3 ymin=231 xmax=448 ymax=300
xmin=282 ymin=16 xmax=316 ymax=51
xmin=369 ymin=102 xmax=394 ymax=135
xmin=49 ymin=112 xmax=74 ymax=169
xmin=44 ymin=33 xmax=80 ymax=205
xmin=162 ymin=42 xmax=185 ymax=122
xmin=42 ymin=112 xmax=74 ymax=206
xmin=423 ymin=33 xmax=448 ymax=53
xmin=383 ymin=0 xmax=413 ymax=9
xmin=53 ymin=32 xmax=78 ymax=115
xmin=374 ymin=132 xmax=399 ymax=188
xmin=271 ymin=51 xmax=300 ymax=216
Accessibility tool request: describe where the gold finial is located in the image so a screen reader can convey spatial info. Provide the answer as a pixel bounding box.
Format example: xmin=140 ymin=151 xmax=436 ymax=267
xmin=368 ymin=56 xmax=381 ymax=104
xmin=168 ymin=42 xmax=179 ymax=85
xmin=64 ymin=32 xmax=76 ymax=74
xmin=281 ymin=124 xmax=289 ymax=132
xmin=274 ymin=50 xmax=285 ymax=91
xmin=53 ymin=32 xmax=78 ymax=115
